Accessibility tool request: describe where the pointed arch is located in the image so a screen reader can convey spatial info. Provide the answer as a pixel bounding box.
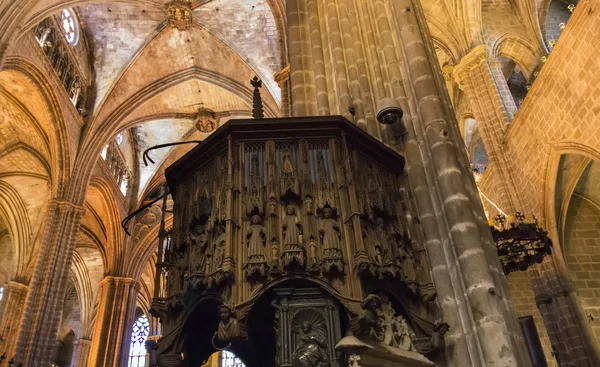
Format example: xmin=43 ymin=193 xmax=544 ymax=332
xmin=0 ymin=180 xmax=33 ymax=280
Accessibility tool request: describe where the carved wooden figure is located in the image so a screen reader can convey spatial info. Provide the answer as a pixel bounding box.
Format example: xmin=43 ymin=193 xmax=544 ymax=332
xmin=283 ymin=205 xmax=302 ymax=250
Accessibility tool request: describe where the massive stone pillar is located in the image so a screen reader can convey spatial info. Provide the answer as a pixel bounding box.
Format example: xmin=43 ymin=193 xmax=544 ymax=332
xmin=531 ymin=257 xmax=600 ymax=366
xmin=87 ymin=276 xmax=139 ymax=367
xmin=453 ymin=46 xmax=523 ymax=213
xmin=72 ymin=338 xmax=92 ymax=367
xmin=0 ymin=281 xmax=28 ymax=358
xmin=12 ymin=200 xmax=86 ymax=366
xmin=389 ymin=1 xmax=532 ymax=365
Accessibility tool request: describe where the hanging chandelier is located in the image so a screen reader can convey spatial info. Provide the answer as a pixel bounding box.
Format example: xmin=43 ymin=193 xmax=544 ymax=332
xmin=489 ymin=212 xmax=553 ymax=274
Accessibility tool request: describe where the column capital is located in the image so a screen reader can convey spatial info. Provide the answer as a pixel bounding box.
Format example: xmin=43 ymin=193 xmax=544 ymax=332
xmin=453 ymin=45 xmax=490 ymax=86
xmin=99 ymin=276 xmax=140 ymax=291
xmin=49 ymin=199 xmax=86 ymax=216
xmin=74 ymin=338 xmax=92 ymax=346
xmin=5 ymin=281 xmax=28 ymax=292
xmin=273 ymin=64 xmax=290 ymax=87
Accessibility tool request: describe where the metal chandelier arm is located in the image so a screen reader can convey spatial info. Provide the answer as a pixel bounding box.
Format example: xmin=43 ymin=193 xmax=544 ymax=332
xmin=121 ymin=193 xmax=170 ymax=235
xmin=142 ymin=141 xmax=203 ymax=166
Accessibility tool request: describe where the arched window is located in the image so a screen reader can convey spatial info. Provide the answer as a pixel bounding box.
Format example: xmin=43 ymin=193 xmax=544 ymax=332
xmin=120 ymin=175 xmax=129 ymax=196
xmin=221 ymin=351 xmax=245 ymax=367
xmin=0 ymin=287 xmax=4 ymax=301
xmin=101 ymin=145 xmax=109 ymax=160
xmin=129 ymin=315 xmax=149 ymax=367
xmin=117 ymin=133 xmax=124 ymax=145
xmin=60 ymin=9 xmax=79 ymax=46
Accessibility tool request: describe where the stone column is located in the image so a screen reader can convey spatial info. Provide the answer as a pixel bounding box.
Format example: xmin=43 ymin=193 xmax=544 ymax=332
xmin=87 ymin=276 xmax=140 ymax=367
xmin=0 ymin=281 xmax=28 ymax=359
xmin=71 ymin=338 xmax=92 ymax=367
xmin=531 ymin=257 xmax=600 ymax=367
xmin=13 ymin=200 xmax=86 ymax=366
xmin=390 ymin=0 xmax=530 ymax=366
xmin=454 ymin=46 xmax=523 ymax=213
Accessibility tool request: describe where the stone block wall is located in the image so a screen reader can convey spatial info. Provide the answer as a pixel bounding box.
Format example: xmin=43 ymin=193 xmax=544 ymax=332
xmin=507 ymin=271 xmax=555 ymax=366
xmin=564 ymin=195 xmax=600 ymax=342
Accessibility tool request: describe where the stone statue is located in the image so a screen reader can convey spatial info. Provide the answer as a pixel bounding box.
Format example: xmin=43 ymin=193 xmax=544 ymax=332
xmin=212 ymin=224 xmax=226 ymax=271
xmin=188 ymin=223 xmax=209 ymax=274
xmin=373 ymin=217 xmax=391 ymax=264
xmin=217 ymin=305 xmax=247 ymax=341
xmin=319 ymin=208 xmax=342 ymax=257
xmin=292 ymin=318 xmax=329 ymax=367
xmin=283 ymin=205 xmax=302 ymax=250
xmin=357 ymin=294 xmax=384 ymax=341
xmin=397 ymin=240 xmax=416 ymax=283
xmin=247 ymin=215 xmax=266 ymax=261
xmin=413 ymin=321 xmax=449 ymax=355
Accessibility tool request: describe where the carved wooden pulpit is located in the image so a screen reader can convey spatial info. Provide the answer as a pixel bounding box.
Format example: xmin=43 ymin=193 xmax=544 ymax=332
xmin=150 ymin=117 xmax=444 ymax=367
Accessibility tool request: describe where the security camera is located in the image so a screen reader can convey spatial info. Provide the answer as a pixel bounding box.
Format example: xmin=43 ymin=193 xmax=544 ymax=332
xmin=376 ymin=97 xmax=404 ymax=125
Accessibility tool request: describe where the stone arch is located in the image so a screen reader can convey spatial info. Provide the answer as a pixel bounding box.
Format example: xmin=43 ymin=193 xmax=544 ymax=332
xmin=70 ymin=249 xmax=97 ymax=339
xmin=1 ymin=57 xmax=71 ymax=197
xmin=0 ymin=180 xmax=33 ymax=281
xmin=491 ymin=33 xmax=540 ymax=79
xmin=542 ymin=141 xmax=600 ymax=259
xmin=86 ymin=177 xmax=124 ymax=274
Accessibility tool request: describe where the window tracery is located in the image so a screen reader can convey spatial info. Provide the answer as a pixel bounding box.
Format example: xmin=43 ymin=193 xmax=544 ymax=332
xmin=60 ymin=9 xmax=79 ymax=46
xmin=129 ymin=315 xmax=149 ymax=367
xmin=33 ymin=14 xmax=87 ymax=117
xmin=100 ymin=140 xmax=131 ymax=197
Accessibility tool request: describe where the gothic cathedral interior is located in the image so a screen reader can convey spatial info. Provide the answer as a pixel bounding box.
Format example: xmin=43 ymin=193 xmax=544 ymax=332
xmin=0 ymin=0 xmax=598 ymax=367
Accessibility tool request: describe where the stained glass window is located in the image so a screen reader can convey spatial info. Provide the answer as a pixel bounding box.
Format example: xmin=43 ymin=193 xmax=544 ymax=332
xmin=60 ymin=9 xmax=79 ymax=46
xmin=129 ymin=315 xmax=149 ymax=367
xmin=221 ymin=351 xmax=245 ymax=367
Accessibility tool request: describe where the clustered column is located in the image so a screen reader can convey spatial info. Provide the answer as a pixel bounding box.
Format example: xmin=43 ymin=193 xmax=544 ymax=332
xmin=13 ymin=200 xmax=86 ymax=366
xmin=453 ymin=45 xmax=523 ymax=214
xmin=0 ymin=281 xmax=28 ymax=358
xmin=72 ymin=338 xmax=92 ymax=367
xmin=87 ymin=276 xmax=140 ymax=367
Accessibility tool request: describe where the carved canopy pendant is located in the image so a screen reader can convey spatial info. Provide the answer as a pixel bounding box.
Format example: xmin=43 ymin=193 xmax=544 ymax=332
xmin=280 ymin=148 xmax=300 ymax=198
xmin=247 ymin=153 xmax=264 ymax=215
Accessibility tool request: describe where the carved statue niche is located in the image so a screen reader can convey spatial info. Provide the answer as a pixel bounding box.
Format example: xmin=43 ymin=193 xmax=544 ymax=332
xmin=373 ymin=217 xmax=393 ymax=265
xmin=245 ymin=214 xmax=268 ymax=278
xmin=166 ymin=250 xmax=186 ymax=296
xmin=283 ymin=205 xmax=303 ymax=250
xmin=211 ymin=223 xmax=226 ymax=272
xmin=396 ymin=237 xmax=418 ymax=293
xmin=282 ymin=204 xmax=305 ymax=269
xmin=291 ymin=310 xmax=330 ymax=367
xmin=215 ymin=305 xmax=248 ymax=343
xmin=247 ymin=153 xmax=264 ymax=215
xmin=187 ymin=220 xmax=210 ymax=282
xmin=319 ymin=206 xmax=344 ymax=274
xmin=315 ymin=151 xmax=335 ymax=210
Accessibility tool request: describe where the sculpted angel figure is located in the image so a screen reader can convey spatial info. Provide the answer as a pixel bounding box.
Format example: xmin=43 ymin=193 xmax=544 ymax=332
xmin=319 ymin=207 xmax=341 ymax=256
xmin=217 ymin=305 xmax=247 ymax=342
xmin=283 ymin=205 xmax=302 ymax=250
xmin=247 ymin=215 xmax=266 ymax=261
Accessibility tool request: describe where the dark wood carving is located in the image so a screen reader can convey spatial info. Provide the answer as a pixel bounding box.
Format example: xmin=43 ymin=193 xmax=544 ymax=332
xmin=151 ymin=117 xmax=441 ymax=366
